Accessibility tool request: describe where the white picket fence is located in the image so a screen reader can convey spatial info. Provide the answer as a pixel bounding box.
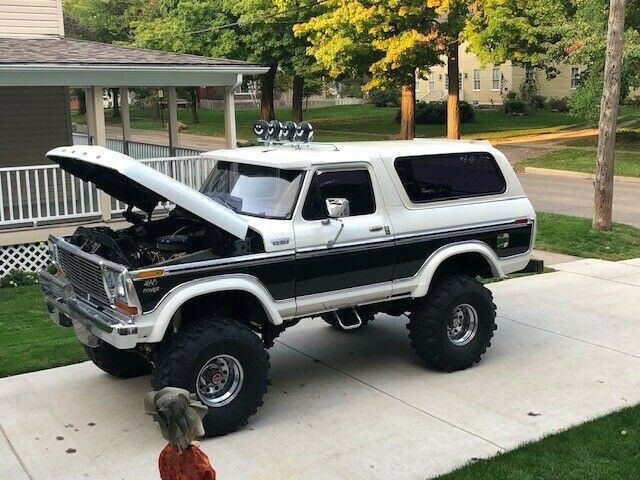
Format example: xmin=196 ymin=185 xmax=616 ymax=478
xmin=0 ymin=155 xmax=212 ymax=229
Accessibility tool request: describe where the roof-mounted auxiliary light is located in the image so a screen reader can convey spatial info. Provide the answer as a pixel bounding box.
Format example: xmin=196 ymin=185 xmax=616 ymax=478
xmin=253 ymin=119 xmax=314 ymax=145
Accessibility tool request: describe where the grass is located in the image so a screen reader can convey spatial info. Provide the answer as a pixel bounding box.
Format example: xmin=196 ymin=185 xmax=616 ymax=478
xmin=72 ymin=104 xmax=583 ymax=142
xmin=434 ymin=404 xmax=640 ymax=480
xmin=519 ymin=147 xmax=640 ymax=177
xmin=535 ymin=212 xmax=640 ymax=261
xmin=0 ymin=285 xmax=86 ymax=378
xmin=563 ymin=130 xmax=640 ymax=151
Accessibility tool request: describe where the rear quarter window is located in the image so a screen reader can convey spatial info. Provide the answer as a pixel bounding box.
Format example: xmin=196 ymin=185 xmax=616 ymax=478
xmin=394 ymin=152 xmax=506 ymax=203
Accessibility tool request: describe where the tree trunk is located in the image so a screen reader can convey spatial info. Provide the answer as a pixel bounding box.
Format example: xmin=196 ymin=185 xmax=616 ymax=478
xmin=189 ymin=87 xmax=200 ymax=123
xmin=447 ymin=40 xmax=460 ymax=139
xmin=111 ymin=88 xmax=120 ymax=118
xmin=260 ymin=65 xmax=277 ymax=121
xmin=292 ymin=75 xmax=304 ymax=123
xmin=78 ymin=90 xmax=86 ymax=115
xmin=152 ymin=91 xmax=160 ymax=120
xmin=399 ymin=82 xmax=416 ymax=140
xmin=593 ymin=0 xmax=626 ymax=231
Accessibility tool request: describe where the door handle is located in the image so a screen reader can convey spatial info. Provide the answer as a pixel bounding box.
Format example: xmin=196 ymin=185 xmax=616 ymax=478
xmin=369 ymin=225 xmax=384 ymax=232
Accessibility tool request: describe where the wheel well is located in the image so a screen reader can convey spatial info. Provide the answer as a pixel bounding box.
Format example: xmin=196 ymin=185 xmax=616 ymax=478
xmin=432 ymin=252 xmax=495 ymax=281
xmin=176 ymin=290 xmax=270 ymax=332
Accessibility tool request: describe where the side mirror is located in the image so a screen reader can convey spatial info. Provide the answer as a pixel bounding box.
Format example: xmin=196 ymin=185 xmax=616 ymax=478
xmin=325 ymin=198 xmax=350 ymax=218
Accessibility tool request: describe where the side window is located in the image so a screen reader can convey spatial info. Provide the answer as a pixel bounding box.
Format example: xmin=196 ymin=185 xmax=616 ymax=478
xmin=302 ymin=169 xmax=376 ymax=220
xmin=394 ymin=153 xmax=506 ymax=203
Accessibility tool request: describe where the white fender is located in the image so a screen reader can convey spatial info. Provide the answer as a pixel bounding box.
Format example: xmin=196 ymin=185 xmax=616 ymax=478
xmin=411 ymin=241 xmax=504 ymax=298
xmin=141 ymin=274 xmax=287 ymax=343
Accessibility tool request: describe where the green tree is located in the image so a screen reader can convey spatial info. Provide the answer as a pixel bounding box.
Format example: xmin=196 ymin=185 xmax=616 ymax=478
xmin=295 ymin=0 xmax=440 ymax=139
xmin=64 ymin=0 xmax=146 ymax=117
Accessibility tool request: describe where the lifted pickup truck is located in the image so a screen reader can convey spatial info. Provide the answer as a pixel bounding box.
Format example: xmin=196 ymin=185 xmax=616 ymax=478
xmin=40 ymin=134 xmax=535 ymax=436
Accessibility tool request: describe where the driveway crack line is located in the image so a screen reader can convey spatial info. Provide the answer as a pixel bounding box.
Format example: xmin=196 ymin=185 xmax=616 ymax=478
xmin=0 ymin=421 xmax=33 ymax=480
xmin=497 ymin=315 xmax=640 ymax=360
xmin=275 ymin=339 xmax=506 ymax=452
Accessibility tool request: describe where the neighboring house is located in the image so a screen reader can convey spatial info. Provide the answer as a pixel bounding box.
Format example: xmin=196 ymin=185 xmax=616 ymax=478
xmin=0 ymin=0 xmax=266 ymax=277
xmin=416 ymin=42 xmax=582 ymax=106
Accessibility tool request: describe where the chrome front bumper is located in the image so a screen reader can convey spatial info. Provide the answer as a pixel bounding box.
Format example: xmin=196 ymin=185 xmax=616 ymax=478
xmin=38 ymin=270 xmax=139 ymax=349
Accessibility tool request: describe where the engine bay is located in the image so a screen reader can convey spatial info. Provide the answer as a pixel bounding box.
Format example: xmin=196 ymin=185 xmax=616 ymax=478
xmin=66 ymin=208 xmax=263 ymax=269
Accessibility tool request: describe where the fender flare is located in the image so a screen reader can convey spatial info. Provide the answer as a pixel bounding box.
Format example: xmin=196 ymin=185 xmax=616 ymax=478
xmin=142 ymin=274 xmax=286 ymax=343
xmin=411 ymin=241 xmax=504 ymax=298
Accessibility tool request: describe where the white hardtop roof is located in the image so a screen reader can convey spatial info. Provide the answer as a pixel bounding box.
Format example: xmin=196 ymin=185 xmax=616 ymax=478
xmin=203 ymin=138 xmax=496 ymax=169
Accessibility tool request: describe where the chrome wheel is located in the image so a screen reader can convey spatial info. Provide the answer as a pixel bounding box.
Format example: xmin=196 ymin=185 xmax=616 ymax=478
xmin=447 ymin=304 xmax=479 ymax=346
xmin=196 ymin=355 xmax=244 ymax=407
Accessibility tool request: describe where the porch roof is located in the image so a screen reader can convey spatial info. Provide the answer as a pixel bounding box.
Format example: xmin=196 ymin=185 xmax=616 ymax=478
xmin=0 ymin=37 xmax=268 ymax=87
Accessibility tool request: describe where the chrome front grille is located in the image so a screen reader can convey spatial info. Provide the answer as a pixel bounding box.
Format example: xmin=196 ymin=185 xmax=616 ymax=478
xmin=58 ymin=247 xmax=110 ymax=305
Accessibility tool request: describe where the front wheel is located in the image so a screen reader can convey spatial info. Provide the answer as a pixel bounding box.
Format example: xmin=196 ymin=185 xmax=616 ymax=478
xmin=151 ymin=317 xmax=269 ymax=437
xmin=407 ymin=275 xmax=497 ymax=371
xmin=84 ymin=341 xmax=152 ymax=378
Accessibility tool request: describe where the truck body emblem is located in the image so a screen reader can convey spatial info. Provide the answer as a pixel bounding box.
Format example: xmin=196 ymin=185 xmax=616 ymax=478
xmin=270 ymin=237 xmax=291 ymax=246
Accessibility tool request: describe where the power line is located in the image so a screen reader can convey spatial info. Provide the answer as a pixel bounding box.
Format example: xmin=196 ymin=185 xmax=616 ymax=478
xmin=140 ymin=0 xmax=331 ymax=42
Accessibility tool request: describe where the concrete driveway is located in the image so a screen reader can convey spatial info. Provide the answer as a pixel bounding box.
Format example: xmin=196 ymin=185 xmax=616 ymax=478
xmin=2 ymin=258 xmax=640 ymax=480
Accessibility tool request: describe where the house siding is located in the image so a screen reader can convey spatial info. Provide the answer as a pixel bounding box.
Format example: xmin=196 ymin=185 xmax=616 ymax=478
xmin=0 ymin=87 xmax=72 ymax=167
xmin=0 ymin=0 xmax=64 ymax=38
xmin=416 ymin=42 xmax=589 ymax=105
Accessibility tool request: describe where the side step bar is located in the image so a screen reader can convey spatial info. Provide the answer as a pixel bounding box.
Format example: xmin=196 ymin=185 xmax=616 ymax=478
xmin=332 ymin=308 xmax=363 ymax=330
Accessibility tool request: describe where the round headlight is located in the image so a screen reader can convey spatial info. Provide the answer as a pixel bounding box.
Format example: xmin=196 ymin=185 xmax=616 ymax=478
xmin=267 ymin=120 xmax=282 ymax=140
xmin=281 ymin=121 xmax=297 ymax=142
xmin=295 ymin=122 xmax=313 ymax=142
xmin=253 ymin=120 xmax=269 ymax=140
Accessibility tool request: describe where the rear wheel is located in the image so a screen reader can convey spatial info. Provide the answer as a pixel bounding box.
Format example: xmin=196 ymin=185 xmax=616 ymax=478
xmin=407 ymin=275 xmax=497 ymax=371
xmin=84 ymin=341 xmax=152 ymax=378
xmin=151 ymin=317 xmax=269 ymax=437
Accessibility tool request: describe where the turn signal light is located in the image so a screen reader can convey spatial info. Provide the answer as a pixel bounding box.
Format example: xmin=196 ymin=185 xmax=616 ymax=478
xmin=134 ymin=269 xmax=165 ymax=280
xmin=514 ymin=218 xmax=530 ymax=224
xmin=114 ymin=299 xmax=139 ymax=316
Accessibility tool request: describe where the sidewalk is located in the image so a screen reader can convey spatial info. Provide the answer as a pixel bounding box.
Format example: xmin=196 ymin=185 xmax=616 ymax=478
xmin=3 ymin=257 xmax=640 ymax=480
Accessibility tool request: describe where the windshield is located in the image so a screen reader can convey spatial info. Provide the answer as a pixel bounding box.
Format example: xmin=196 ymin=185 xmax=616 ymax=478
xmin=200 ymin=161 xmax=305 ymax=219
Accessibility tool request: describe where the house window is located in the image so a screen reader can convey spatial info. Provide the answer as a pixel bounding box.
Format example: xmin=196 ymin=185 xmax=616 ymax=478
xmin=525 ymin=67 xmax=535 ymax=84
xmin=570 ymin=67 xmax=580 ymax=89
xmin=491 ymin=67 xmax=501 ymax=91
xmin=428 ymin=73 xmax=435 ymax=91
xmin=473 ymin=69 xmax=481 ymax=90
xmin=394 ymin=153 xmax=506 ymax=203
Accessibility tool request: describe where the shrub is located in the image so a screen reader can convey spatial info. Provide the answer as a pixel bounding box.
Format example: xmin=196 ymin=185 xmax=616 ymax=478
xmin=528 ymin=94 xmax=547 ymax=110
xmin=0 ymin=269 xmax=39 ymax=288
xmin=503 ymin=97 xmax=527 ymax=115
xmin=368 ymin=88 xmax=400 ymax=107
xmin=548 ymin=96 xmax=570 ymax=113
xmin=397 ymin=101 xmax=475 ymax=124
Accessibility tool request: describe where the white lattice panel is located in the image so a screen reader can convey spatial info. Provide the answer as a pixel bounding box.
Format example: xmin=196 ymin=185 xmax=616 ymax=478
xmin=0 ymin=242 xmax=50 ymax=277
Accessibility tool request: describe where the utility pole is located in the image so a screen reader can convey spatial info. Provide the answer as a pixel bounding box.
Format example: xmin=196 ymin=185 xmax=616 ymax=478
xmin=593 ymin=0 xmax=626 ymax=231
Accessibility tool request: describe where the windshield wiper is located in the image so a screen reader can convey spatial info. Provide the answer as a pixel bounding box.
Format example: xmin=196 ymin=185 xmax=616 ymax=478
xmin=206 ymin=192 xmax=242 ymax=213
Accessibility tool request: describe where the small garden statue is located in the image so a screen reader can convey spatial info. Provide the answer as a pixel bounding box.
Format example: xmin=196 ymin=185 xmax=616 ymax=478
xmin=144 ymin=387 xmax=216 ymax=480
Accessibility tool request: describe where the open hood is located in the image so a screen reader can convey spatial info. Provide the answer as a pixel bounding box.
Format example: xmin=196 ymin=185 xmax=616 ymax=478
xmin=46 ymin=146 xmax=248 ymax=239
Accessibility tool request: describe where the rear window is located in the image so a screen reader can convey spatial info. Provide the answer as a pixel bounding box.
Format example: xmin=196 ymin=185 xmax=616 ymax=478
xmin=394 ymin=152 xmax=506 ymax=203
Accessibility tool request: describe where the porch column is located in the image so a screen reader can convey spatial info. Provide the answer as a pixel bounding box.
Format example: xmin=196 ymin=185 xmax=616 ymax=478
xmin=166 ymin=86 xmax=179 ymax=156
xmin=119 ymin=87 xmax=131 ymax=155
xmin=223 ymin=85 xmax=237 ymax=149
xmin=86 ymin=85 xmax=111 ymax=222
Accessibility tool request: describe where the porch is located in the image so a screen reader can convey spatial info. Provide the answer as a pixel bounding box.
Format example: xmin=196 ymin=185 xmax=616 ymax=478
xmin=0 ymin=36 xmax=267 ymax=276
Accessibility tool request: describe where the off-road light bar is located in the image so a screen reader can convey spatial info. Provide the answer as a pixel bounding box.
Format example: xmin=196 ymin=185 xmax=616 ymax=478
xmin=253 ymin=120 xmax=314 ymax=143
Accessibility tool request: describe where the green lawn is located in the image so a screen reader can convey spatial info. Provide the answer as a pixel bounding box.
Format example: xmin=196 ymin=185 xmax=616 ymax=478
xmin=519 ymin=147 xmax=640 ymax=177
xmin=535 ymin=212 xmax=640 ymax=261
xmin=0 ymin=285 xmax=86 ymax=378
xmin=72 ymin=104 xmax=582 ymax=142
xmin=435 ymin=404 xmax=640 ymax=480
xmin=563 ymin=130 xmax=640 ymax=151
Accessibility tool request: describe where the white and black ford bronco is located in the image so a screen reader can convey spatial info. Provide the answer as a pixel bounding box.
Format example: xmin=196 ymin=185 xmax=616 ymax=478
xmin=40 ymin=125 xmax=535 ymax=436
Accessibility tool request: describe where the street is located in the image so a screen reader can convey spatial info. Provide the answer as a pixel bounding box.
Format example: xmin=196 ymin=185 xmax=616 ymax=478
xmin=517 ymin=172 xmax=640 ymax=227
